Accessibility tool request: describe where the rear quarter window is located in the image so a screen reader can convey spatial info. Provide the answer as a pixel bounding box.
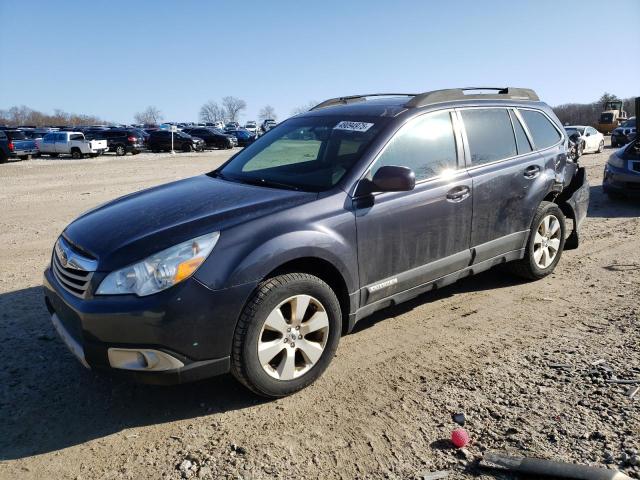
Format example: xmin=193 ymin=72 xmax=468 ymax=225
xmin=519 ymin=110 xmax=562 ymax=150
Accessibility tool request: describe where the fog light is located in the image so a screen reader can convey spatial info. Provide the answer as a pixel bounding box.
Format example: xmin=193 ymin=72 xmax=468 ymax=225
xmin=107 ymin=348 xmax=184 ymax=371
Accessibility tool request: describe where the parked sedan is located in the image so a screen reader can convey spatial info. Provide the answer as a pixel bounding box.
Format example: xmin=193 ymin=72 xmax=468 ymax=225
xmin=611 ymin=117 xmax=636 ymax=148
xmin=182 ymin=127 xmax=236 ymax=149
xmin=603 ymin=139 xmax=640 ymax=197
xmin=563 ymin=125 xmax=604 ymax=154
xmin=147 ymin=130 xmax=204 ymax=152
xmin=224 ymin=128 xmax=256 ymax=146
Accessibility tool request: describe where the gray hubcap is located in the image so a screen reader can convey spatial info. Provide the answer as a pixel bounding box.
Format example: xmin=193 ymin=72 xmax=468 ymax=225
xmin=533 ymin=214 xmax=561 ymax=269
xmin=257 ymin=294 xmax=329 ymax=381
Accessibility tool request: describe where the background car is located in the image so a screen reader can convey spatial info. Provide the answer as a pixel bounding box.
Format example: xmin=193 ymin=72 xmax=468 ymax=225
xmin=261 ymin=119 xmax=277 ymax=133
xmin=147 ymin=130 xmax=203 ymax=152
xmin=603 ymin=138 xmax=640 ymax=198
xmin=244 ymin=121 xmax=258 ymax=135
xmin=563 ymin=125 xmax=604 ymax=154
xmin=224 ymin=128 xmax=256 ymax=146
xmin=182 ymin=127 xmax=236 ymax=149
xmin=611 ymin=117 xmax=636 ymax=148
xmin=86 ymin=128 xmax=145 ymax=156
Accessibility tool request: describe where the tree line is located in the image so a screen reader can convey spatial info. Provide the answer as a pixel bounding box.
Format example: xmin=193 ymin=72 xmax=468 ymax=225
xmin=2 ymin=92 xmax=635 ymax=128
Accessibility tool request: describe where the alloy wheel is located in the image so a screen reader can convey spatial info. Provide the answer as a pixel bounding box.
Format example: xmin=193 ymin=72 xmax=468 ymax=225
xmin=257 ymin=294 xmax=329 ymax=381
xmin=533 ymin=214 xmax=561 ymax=269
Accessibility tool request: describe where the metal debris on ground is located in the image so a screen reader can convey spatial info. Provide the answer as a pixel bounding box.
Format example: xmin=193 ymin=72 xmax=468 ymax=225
xmin=480 ymin=451 xmax=633 ymax=480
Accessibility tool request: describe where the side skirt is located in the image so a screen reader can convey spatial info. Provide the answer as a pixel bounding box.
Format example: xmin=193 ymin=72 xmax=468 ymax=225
xmin=352 ymin=248 xmax=525 ymax=325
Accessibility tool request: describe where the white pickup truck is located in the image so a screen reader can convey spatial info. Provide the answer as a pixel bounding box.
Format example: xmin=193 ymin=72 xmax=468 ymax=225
xmin=39 ymin=132 xmax=108 ymax=159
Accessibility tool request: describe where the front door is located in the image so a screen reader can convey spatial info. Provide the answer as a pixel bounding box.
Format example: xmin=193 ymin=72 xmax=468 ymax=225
xmin=354 ymin=110 xmax=473 ymax=305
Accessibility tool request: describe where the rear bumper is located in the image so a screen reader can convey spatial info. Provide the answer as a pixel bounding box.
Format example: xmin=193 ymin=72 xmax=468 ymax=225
xmin=557 ymin=166 xmax=590 ymax=248
xmin=10 ymin=149 xmax=38 ymax=157
xmin=43 ymin=267 xmax=257 ymax=384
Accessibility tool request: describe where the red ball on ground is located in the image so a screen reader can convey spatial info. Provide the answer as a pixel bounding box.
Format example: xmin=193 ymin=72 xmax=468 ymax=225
xmin=451 ymin=428 xmax=469 ymax=448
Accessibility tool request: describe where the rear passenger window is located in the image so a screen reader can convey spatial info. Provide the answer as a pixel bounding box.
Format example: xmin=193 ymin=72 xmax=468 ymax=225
xmin=70 ymin=134 xmax=83 ymax=141
xmin=461 ymin=108 xmax=517 ymax=165
xmin=509 ymin=110 xmax=532 ymax=154
xmin=519 ymin=109 xmax=561 ymax=150
xmin=372 ymin=111 xmax=457 ymax=181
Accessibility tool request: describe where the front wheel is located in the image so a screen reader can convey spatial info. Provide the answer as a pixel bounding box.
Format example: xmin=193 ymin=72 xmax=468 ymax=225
xmin=182 ymin=143 xmax=193 ymax=152
xmin=231 ymin=273 xmax=342 ymax=398
xmin=597 ymin=140 xmax=604 ymax=153
xmin=508 ymin=202 xmax=566 ymax=280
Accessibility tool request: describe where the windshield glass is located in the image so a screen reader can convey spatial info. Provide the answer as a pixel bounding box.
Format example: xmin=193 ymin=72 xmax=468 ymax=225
xmin=600 ymin=113 xmax=613 ymax=123
xmin=7 ymin=131 xmax=27 ymax=140
xmin=216 ymin=116 xmax=387 ymax=191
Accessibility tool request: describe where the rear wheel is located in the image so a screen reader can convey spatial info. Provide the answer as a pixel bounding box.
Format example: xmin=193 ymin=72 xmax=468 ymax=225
xmin=115 ymin=145 xmax=126 ymax=156
xmin=0 ymin=154 xmax=7 ymax=164
xmin=508 ymin=202 xmax=566 ymax=280
xmin=231 ymin=273 xmax=342 ymax=398
xmin=71 ymin=149 xmax=83 ymax=159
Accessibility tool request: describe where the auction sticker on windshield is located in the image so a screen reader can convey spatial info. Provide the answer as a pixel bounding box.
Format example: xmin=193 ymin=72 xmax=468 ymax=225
xmin=333 ymin=121 xmax=374 ymax=132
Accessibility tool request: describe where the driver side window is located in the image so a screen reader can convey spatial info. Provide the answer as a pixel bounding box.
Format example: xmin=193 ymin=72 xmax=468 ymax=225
xmin=371 ymin=111 xmax=458 ymax=181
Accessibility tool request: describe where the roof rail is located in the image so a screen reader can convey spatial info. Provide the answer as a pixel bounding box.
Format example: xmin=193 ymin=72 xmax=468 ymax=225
xmin=309 ymin=93 xmax=417 ymax=111
xmin=405 ymin=87 xmax=539 ymax=108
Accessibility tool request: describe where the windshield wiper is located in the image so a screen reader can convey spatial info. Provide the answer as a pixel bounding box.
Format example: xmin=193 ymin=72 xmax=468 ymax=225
xmin=236 ymin=176 xmax=301 ymax=191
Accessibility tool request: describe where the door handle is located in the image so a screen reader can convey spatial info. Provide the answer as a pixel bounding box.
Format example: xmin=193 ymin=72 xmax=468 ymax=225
xmin=524 ymin=165 xmax=541 ymax=179
xmin=446 ymin=185 xmax=470 ymax=203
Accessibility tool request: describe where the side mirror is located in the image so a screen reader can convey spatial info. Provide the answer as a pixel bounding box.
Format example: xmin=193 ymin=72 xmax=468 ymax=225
xmin=356 ymin=165 xmax=415 ymax=196
xmin=586 ymin=132 xmax=591 ymax=137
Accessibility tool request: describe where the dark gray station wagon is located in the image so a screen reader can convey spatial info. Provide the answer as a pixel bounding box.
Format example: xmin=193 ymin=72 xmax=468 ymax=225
xmin=44 ymin=88 xmax=589 ymax=397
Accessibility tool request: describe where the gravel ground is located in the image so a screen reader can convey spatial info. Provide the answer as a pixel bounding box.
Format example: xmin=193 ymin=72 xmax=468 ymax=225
xmin=0 ymin=145 xmax=638 ymax=479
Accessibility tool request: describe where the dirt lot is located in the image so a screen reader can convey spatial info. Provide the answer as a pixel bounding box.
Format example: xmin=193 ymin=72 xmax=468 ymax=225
xmin=0 ymin=145 xmax=638 ymax=480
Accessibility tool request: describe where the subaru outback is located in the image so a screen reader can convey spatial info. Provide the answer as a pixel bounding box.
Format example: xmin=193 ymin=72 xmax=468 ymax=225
xmin=44 ymin=87 xmax=589 ymax=397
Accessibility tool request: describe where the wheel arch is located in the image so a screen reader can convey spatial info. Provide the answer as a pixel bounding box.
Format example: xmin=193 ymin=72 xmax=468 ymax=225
xmin=264 ymin=256 xmax=352 ymax=335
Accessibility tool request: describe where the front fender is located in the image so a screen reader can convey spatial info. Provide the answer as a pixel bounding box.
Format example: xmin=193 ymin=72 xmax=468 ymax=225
xmin=226 ymin=230 xmax=358 ymax=292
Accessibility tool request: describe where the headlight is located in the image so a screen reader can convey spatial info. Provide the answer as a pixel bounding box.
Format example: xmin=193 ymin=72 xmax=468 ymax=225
xmin=96 ymin=232 xmax=219 ymax=296
xmin=607 ymin=153 xmax=624 ymax=168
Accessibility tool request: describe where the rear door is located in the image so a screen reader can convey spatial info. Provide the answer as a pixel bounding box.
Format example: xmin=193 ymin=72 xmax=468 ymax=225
xmin=55 ymin=133 xmax=68 ymax=153
xmin=459 ymin=107 xmax=545 ymax=263
xmin=354 ymin=110 xmax=473 ymax=304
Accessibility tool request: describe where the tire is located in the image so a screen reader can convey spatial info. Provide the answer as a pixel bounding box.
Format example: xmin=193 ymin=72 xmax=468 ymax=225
xmin=0 ymin=155 xmax=7 ymax=164
xmin=508 ymin=202 xmax=566 ymax=280
xmin=182 ymin=143 xmax=193 ymax=152
xmin=115 ymin=145 xmax=126 ymax=156
xmin=231 ymin=273 xmax=342 ymax=398
xmin=611 ymin=140 xmax=618 ymax=148
xmin=597 ymin=140 xmax=604 ymax=153
xmin=71 ymin=149 xmax=83 ymax=159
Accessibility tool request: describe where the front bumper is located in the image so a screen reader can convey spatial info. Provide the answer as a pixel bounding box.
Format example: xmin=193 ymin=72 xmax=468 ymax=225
xmin=43 ymin=267 xmax=257 ymax=384
xmin=603 ymin=163 xmax=640 ymax=196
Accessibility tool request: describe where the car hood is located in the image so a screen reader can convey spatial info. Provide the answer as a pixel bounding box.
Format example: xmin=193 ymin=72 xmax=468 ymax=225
xmin=63 ymin=175 xmax=317 ymax=270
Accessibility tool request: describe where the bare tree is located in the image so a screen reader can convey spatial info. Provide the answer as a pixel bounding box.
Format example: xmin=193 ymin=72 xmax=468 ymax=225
xmin=134 ymin=106 xmax=163 ymax=125
xmin=258 ymin=105 xmax=277 ymax=122
xmin=0 ymin=105 xmax=103 ymax=127
xmin=199 ymin=101 xmax=225 ymax=123
xmin=221 ymin=96 xmax=247 ymax=122
xmin=291 ymin=101 xmax=318 ymax=116
xmin=597 ymin=92 xmax=620 ymax=107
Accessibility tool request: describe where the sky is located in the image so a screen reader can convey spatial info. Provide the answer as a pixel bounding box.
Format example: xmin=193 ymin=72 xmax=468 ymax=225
xmin=1 ymin=0 xmax=638 ymax=124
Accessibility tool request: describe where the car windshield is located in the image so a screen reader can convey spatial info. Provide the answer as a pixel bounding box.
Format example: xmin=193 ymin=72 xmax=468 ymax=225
xmin=215 ymin=116 xmax=387 ymax=192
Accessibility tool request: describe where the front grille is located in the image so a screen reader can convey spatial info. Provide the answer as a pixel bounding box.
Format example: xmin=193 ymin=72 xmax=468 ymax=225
xmin=51 ymin=238 xmax=97 ymax=298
